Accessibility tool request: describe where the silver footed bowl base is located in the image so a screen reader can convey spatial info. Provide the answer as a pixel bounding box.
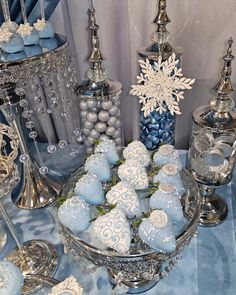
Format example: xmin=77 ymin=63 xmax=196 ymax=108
xmin=6 ymin=240 xmax=58 ymax=294
xmin=199 ymin=187 xmax=228 ymax=227
xmin=108 ymin=269 xmax=158 ymax=294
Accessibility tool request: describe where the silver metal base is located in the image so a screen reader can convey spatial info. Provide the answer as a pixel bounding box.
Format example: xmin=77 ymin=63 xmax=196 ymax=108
xmin=15 ymin=163 xmax=58 ymax=210
xmin=199 ymin=188 xmax=228 ymax=227
xmin=7 ymin=240 xmax=58 ymax=294
xmin=108 ymin=269 xmax=158 ymax=294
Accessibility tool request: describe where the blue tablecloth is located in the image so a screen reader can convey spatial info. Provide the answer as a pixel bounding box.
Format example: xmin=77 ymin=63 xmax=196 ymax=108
xmin=0 ymin=151 xmax=236 ymax=295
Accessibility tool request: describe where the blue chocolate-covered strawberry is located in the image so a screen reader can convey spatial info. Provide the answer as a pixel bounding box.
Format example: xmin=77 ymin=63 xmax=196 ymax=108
xmin=138 ymin=210 xmax=176 ymax=253
xmin=85 ymin=153 xmax=111 ymax=182
xmin=75 ymin=173 xmax=104 ymax=205
xmin=58 ymin=196 xmax=91 ymax=234
xmin=150 ymin=183 xmax=183 ymax=222
xmin=94 ymin=138 xmax=119 ymax=165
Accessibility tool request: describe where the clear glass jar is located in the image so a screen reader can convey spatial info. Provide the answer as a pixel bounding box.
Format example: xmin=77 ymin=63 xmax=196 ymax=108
xmin=78 ymin=80 xmax=123 ymax=154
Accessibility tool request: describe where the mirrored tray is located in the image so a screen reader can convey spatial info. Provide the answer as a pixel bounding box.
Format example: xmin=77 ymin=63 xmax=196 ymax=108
xmin=60 ymin=165 xmax=201 ymax=294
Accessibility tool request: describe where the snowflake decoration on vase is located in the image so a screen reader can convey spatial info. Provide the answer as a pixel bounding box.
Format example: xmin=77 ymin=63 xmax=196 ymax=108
xmin=130 ymin=53 xmax=195 ymax=117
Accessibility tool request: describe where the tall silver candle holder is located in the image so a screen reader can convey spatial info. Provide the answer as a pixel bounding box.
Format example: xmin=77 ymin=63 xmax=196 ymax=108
xmin=188 ymin=38 xmax=236 ymax=226
xmin=0 ymin=123 xmax=58 ymax=294
xmin=77 ymin=2 xmax=123 ymax=154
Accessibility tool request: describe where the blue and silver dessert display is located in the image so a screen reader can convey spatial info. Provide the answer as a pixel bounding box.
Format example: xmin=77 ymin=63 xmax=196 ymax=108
xmin=77 ymin=4 xmax=122 ymax=155
xmin=188 ymin=38 xmax=236 ymax=226
xmin=137 ymin=0 xmax=182 ymax=150
xmin=59 ymin=138 xmax=201 ymax=293
xmin=0 ymin=261 xmax=24 ymax=295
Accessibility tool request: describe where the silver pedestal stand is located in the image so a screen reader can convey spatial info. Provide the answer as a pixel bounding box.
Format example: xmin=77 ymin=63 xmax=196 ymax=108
xmin=0 ymin=124 xmax=58 ymax=294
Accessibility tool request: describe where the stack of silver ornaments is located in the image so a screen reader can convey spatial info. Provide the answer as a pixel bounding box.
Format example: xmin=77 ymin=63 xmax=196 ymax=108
xmin=77 ymin=5 xmax=122 ymax=154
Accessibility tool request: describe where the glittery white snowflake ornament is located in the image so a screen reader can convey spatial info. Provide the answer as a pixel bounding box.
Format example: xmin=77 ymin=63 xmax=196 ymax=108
xmin=130 ymin=53 xmax=195 ymax=117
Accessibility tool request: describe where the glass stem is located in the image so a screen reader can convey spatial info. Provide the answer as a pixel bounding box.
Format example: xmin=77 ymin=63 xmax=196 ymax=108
xmin=0 ymin=202 xmax=23 ymax=250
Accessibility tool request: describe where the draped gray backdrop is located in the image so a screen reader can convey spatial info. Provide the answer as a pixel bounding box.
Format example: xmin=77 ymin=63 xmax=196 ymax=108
xmin=51 ymin=0 xmax=236 ymax=149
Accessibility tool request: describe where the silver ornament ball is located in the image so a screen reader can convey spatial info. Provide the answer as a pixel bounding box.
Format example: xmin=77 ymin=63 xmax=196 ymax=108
xmin=113 ymin=129 xmax=121 ymax=139
xmin=101 ymin=100 xmax=113 ymax=111
xmin=98 ymin=111 xmax=109 ymax=122
xmin=107 ymin=116 xmax=117 ymax=127
xmin=86 ymin=99 xmax=97 ymax=109
xmin=84 ymin=121 xmax=94 ymax=130
xmin=90 ymin=129 xmax=100 ymax=139
xmin=95 ymin=122 xmax=107 ymax=133
xmin=106 ymin=126 xmax=116 ymax=136
xmin=109 ymin=106 xmax=118 ymax=116
xmin=87 ymin=112 xmax=98 ymax=123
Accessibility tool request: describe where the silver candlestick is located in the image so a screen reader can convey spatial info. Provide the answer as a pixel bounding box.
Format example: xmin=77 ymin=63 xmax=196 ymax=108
xmin=188 ymin=38 xmax=236 ymax=226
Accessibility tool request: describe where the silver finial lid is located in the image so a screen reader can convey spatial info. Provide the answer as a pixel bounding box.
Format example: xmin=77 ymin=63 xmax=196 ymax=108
xmin=154 ymin=0 xmax=171 ymax=28
xmin=139 ymin=0 xmax=175 ymax=62
xmin=88 ymin=5 xmax=104 ymax=65
xmin=77 ymin=2 xmax=122 ymax=99
xmin=214 ymin=38 xmax=234 ymax=95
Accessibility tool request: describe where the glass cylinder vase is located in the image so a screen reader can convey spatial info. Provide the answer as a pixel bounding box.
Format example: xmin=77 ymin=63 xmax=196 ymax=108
xmin=78 ymin=80 xmax=123 ymax=155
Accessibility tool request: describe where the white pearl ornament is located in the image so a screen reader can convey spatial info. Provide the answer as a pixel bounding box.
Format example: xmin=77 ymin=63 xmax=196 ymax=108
xmin=98 ymin=111 xmax=109 ymax=122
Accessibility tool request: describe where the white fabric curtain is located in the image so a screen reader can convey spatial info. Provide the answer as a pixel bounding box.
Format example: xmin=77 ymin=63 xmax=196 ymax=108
xmin=52 ymin=0 xmax=236 ymax=149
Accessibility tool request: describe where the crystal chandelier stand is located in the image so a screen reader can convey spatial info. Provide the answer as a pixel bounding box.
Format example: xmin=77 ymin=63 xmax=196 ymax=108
xmin=0 ymin=82 xmax=57 ymax=209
